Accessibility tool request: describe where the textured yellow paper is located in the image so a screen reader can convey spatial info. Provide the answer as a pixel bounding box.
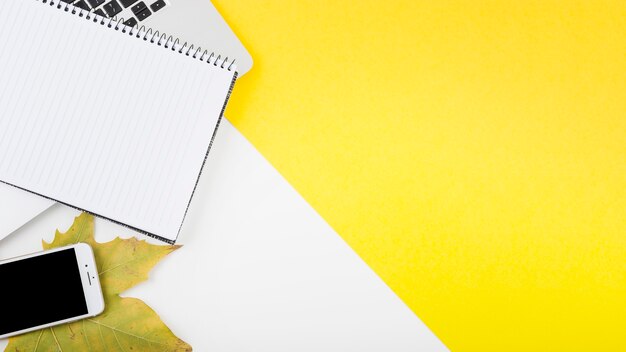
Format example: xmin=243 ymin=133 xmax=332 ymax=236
xmin=216 ymin=1 xmax=626 ymax=350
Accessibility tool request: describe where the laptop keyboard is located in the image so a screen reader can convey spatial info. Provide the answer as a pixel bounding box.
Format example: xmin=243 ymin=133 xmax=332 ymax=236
xmin=60 ymin=0 xmax=168 ymax=25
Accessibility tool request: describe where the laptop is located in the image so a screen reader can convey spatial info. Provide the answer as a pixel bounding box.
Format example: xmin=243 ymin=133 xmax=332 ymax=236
xmin=0 ymin=0 xmax=252 ymax=240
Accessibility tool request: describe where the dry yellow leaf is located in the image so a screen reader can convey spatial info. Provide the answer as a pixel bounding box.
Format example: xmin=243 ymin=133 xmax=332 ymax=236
xmin=5 ymin=213 xmax=191 ymax=351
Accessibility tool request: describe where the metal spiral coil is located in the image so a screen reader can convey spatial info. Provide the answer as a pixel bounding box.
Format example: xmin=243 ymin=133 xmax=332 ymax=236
xmin=38 ymin=0 xmax=236 ymax=71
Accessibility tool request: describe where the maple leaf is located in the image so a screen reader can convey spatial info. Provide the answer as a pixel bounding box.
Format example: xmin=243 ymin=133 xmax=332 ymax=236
xmin=5 ymin=213 xmax=192 ymax=352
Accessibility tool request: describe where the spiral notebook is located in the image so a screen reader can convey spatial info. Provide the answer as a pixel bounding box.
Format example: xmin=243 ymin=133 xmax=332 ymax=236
xmin=0 ymin=0 xmax=237 ymax=243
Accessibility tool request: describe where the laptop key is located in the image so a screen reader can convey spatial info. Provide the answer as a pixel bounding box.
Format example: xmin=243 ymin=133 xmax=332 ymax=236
xmin=94 ymin=8 xmax=106 ymax=17
xmin=131 ymin=2 xmax=147 ymax=15
xmin=120 ymin=0 xmax=139 ymax=8
xmin=124 ymin=17 xmax=138 ymax=27
xmin=135 ymin=8 xmax=152 ymax=22
xmin=74 ymin=0 xmax=91 ymax=11
xmin=150 ymin=0 xmax=166 ymax=12
xmin=103 ymin=0 xmax=123 ymax=17
xmin=87 ymin=0 xmax=105 ymax=8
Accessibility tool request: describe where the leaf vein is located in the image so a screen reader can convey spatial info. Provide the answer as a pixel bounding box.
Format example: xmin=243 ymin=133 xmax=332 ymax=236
xmin=83 ymin=319 xmax=93 ymax=352
xmin=98 ymin=251 xmax=164 ymax=276
xmin=112 ymin=329 xmax=127 ymax=352
xmin=97 ymin=322 xmax=106 ymax=350
xmin=87 ymin=319 xmax=170 ymax=347
xmin=33 ymin=329 xmax=44 ymax=352
xmin=50 ymin=327 xmax=63 ymax=352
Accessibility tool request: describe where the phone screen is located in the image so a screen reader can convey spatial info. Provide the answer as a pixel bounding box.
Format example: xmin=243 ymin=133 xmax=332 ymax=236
xmin=0 ymin=248 xmax=88 ymax=335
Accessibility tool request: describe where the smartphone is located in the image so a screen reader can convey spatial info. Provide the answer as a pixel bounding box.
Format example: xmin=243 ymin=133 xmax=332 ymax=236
xmin=0 ymin=243 xmax=105 ymax=339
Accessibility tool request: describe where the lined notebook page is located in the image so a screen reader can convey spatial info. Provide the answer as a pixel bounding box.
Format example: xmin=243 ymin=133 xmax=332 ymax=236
xmin=0 ymin=0 xmax=236 ymax=242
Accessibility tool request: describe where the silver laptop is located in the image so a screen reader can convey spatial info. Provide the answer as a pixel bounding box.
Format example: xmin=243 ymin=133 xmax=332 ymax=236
xmin=57 ymin=0 xmax=252 ymax=74
xmin=0 ymin=0 xmax=252 ymax=240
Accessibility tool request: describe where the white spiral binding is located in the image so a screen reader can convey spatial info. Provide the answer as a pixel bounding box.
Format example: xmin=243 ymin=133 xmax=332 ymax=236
xmin=38 ymin=0 xmax=237 ymax=71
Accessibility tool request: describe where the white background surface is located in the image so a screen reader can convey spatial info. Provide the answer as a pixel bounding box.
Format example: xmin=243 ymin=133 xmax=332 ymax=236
xmin=0 ymin=186 xmax=52 ymax=240
xmin=0 ymin=120 xmax=447 ymax=351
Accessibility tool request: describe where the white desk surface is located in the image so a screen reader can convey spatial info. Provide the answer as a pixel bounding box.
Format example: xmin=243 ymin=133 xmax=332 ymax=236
xmin=0 ymin=120 xmax=447 ymax=351
xmin=0 ymin=186 xmax=53 ymax=240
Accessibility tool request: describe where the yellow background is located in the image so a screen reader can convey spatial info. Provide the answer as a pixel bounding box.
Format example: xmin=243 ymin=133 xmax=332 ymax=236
xmin=215 ymin=1 xmax=626 ymax=350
